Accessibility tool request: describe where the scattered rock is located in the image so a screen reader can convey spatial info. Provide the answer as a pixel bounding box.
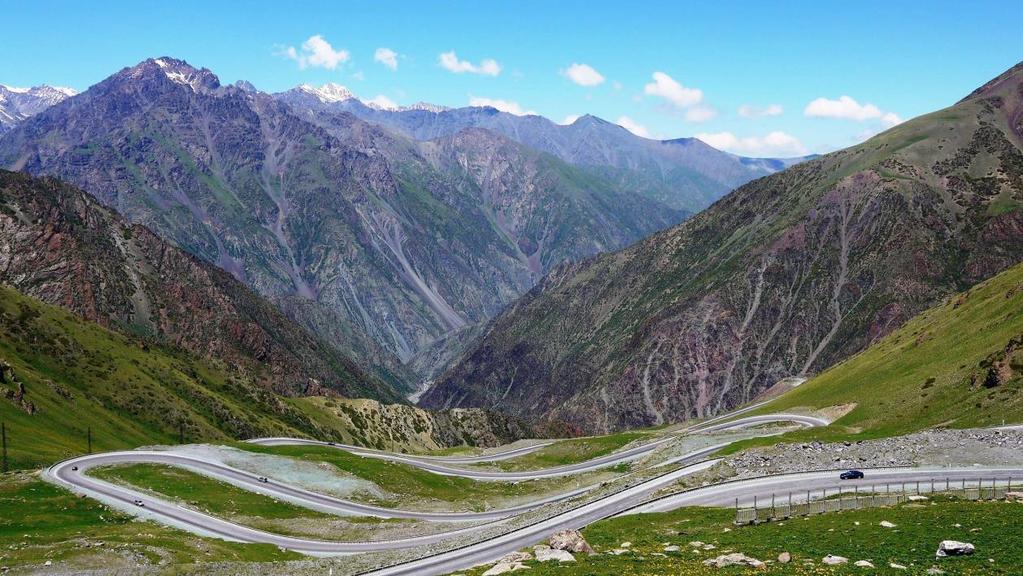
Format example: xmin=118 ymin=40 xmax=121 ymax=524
xmin=620 ymin=541 xmax=632 ymax=548
xmin=908 ymin=495 xmax=930 ymax=502
xmin=703 ymin=544 xmax=717 ymax=550
xmin=549 ymin=530 xmax=594 ymax=554
xmin=664 ymin=545 xmax=680 ymax=552
xmin=1005 ymin=491 xmax=1023 ymax=502
xmin=880 ymin=521 xmax=897 ymax=528
xmin=498 ymin=552 xmax=531 ymax=564
xmin=703 ymin=553 xmax=766 ymax=570
xmin=778 ymin=552 xmax=791 ymax=564
xmin=823 ymin=554 xmax=849 ymax=565
xmin=855 ymin=560 xmax=875 ymax=568
xmin=936 ymin=540 xmax=975 ymax=558
xmin=927 ymin=568 xmax=946 ymax=575
xmin=482 ymin=562 xmax=528 ymax=575
xmin=890 ymin=563 xmax=907 ymax=570
xmin=688 ymin=541 xmax=705 ymax=547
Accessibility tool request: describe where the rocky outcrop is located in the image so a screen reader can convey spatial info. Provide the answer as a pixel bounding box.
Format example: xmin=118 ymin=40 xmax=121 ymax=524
xmin=549 ymin=530 xmax=594 ymax=554
xmin=305 ymin=396 xmax=558 ymax=451
xmin=424 ymin=61 xmax=1023 ymax=433
xmin=935 ymin=540 xmax=975 ymax=558
xmin=0 ymin=360 xmax=34 ymax=414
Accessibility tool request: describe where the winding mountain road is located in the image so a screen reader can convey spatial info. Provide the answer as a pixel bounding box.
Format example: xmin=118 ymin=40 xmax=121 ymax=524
xmin=247 ymin=412 xmax=823 ymax=481
xmin=42 ymin=407 xmax=837 ymax=572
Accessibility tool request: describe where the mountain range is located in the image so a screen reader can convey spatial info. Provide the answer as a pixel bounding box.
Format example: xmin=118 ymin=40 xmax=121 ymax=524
xmin=421 ymin=61 xmax=1023 ymax=433
xmin=0 ymin=57 xmax=802 ymax=391
xmin=275 ymin=82 xmax=810 ymax=214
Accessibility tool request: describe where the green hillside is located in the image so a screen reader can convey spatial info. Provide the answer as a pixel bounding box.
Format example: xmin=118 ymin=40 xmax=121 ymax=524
xmin=0 ymin=284 xmax=334 ymax=469
xmin=755 ymin=260 xmax=1023 ymax=438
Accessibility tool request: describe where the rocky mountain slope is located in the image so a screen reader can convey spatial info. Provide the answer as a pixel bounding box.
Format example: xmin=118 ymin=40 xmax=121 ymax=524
xmin=422 ymin=61 xmax=1023 ymax=433
xmin=0 ymin=169 xmax=395 ymax=402
xmin=0 ymin=84 xmax=76 ymax=133
xmin=276 ymin=86 xmax=809 ymax=213
xmin=759 ymin=258 xmax=1023 ymax=436
xmin=0 ymin=281 xmax=549 ymax=470
xmin=0 ymin=58 xmax=680 ymax=385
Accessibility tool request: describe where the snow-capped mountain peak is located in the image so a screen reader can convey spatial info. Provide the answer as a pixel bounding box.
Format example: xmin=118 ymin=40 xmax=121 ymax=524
xmin=298 ymin=82 xmax=355 ymax=103
xmin=0 ymin=84 xmax=78 ymax=131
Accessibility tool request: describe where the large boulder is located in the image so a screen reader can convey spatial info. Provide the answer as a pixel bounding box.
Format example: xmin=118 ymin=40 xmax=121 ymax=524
xmin=703 ymin=553 xmax=766 ymax=570
xmin=823 ymin=555 xmax=849 ymax=565
xmin=936 ymin=540 xmax=975 ymax=558
xmin=533 ymin=546 xmax=575 ymax=563
xmin=549 ymin=530 xmax=594 ymax=554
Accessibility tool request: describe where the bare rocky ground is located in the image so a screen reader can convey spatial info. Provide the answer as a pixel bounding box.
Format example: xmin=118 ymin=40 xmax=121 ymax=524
xmin=720 ymin=428 xmax=1023 ymax=477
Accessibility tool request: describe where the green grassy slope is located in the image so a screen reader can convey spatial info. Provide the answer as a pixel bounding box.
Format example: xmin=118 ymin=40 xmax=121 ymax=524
xmin=0 ymin=475 xmax=296 ymax=571
xmin=0 ymin=284 xmax=340 ymax=469
xmin=750 ymin=260 xmax=1023 ymax=441
xmin=236 ymin=443 xmax=592 ymax=509
xmin=488 ymin=431 xmax=649 ymax=471
xmin=459 ymin=497 xmax=1023 ymax=575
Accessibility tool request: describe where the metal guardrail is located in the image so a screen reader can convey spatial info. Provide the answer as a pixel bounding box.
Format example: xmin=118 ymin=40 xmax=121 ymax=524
xmin=735 ymin=477 xmax=1016 ymax=524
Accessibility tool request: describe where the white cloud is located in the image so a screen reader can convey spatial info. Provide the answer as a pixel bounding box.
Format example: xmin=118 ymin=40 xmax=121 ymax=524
xmin=804 ymin=95 xmax=903 ymax=128
xmin=374 ymin=48 xmax=399 ymax=71
xmin=738 ymin=103 xmax=783 ymax=118
xmin=564 ymin=63 xmax=604 ymax=87
xmin=644 ymin=72 xmax=703 ymax=108
xmin=616 ymin=116 xmax=651 ymax=138
xmin=469 ymin=96 xmax=535 ymax=116
xmin=279 ymin=35 xmax=350 ymax=70
xmin=561 ymin=114 xmax=581 ymax=125
xmin=685 ymin=105 xmax=717 ymax=122
xmin=880 ymin=112 xmax=903 ymax=128
xmin=363 ymin=94 xmax=398 ymax=110
xmin=696 ymin=131 xmax=808 ymax=157
xmin=439 ymin=51 xmax=501 ymax=76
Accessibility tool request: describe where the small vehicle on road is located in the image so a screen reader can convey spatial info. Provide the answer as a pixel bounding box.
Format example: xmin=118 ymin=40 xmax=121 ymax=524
xmin=327 ymin=441 xmax=336 ymax=446
xmin=71 ymin=466 xmax=79 ymax=471
xmin=133 ymin=499 xmax=145 ymax=507
xmin=257 ymin=476 xmax=269 ymax=483
xmin=840 ymin=470 xmax=864 ymax=480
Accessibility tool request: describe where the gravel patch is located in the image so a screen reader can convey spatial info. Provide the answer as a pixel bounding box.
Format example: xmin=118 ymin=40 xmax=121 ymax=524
xmin=722 ymin=428 xmax=1023 ymax=477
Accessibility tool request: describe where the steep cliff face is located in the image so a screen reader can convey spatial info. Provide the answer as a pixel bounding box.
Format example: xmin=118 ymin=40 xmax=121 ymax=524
xmin=0 ymin=58 xmax=681 ymax=383
xmin=423 ymin=62 xmax=1023 ymax=433
xmin=0 ymin=170 xmax=396 ymax=401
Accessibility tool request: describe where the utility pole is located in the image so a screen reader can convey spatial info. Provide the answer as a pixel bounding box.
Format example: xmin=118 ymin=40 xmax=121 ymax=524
xmin=2 ymin=421 xmax=8 ymax=473
xmin=87 ymin=427 xmax=92 ymax=454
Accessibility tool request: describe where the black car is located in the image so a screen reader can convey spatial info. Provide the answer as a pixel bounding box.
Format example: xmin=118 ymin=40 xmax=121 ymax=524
xmin=840 ymin=470 xmax=864 ymax=480
xmin=257 ymin=476 xmax=269 ymax=483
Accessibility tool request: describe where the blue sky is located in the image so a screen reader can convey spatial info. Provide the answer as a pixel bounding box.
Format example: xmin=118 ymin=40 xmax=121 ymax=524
xmin=3 ymin=0 xmax=1019 ymax=155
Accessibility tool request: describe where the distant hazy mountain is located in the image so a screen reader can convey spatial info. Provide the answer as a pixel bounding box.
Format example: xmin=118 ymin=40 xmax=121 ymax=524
xmin=0 ymin=58 xmax=681 ymax=390
xmin=422 ymin=61 xmax=1023 ymax=433
xmin=275 ymin=86 xmax=811 ymax=213
xmin=0 ymin=84 xmax=76 ymax=133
